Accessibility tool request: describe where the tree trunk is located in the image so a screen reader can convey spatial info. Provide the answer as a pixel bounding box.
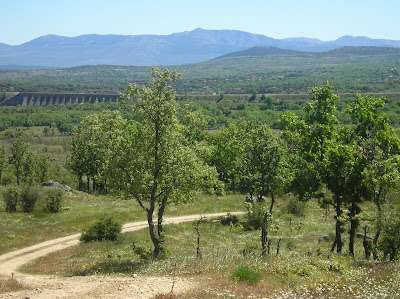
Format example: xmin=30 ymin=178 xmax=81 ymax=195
xmin=157 ymin=195 xmax=168 ymax=238
xmin=78 ymin=176 xmax=83 ymax=190
xmin=348 ymin=202 xmax=360 ymax=257
xmin=261 ymin=210 xmax=269 ymax=256
xmin=262 ymin=192 xmax=276 ymax=256
xmin=335 ymin=198 xmax=343 ymax=253
xmin=373 ymin=187 xmax=382 ymax=260
xmin=147 ymin=206 xmax=161 ymax=259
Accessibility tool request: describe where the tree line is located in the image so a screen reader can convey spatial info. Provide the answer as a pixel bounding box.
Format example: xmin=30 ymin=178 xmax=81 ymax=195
xmin=67 ymin=68 xmax=400 ymax=260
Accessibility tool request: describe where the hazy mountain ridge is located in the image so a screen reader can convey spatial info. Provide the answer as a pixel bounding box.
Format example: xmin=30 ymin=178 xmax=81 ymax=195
xmin=1 ymin=28 xmax=400 ymax=68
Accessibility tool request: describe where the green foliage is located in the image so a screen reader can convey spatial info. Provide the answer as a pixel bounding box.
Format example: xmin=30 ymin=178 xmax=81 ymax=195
xmin=45 ymin=188 xmax=64 ymax=213
xmin=219 ymin=214 xmax=239 ymax=226
xmin=132 ymin=241 xmax=152 ymax=260
xmin=8 ymin=137 xmax=27 ymax=185
xmin=231 ymin=265 xmax=261 ymax=283
xmin=244 ymin=202 xmax=265 ymax=231
xmin=380 ymin=206 xmax=400 ymax=261
xmin=286 ymin=197 xmax=307 ymax=216
xmin=80 ymin=217 xmax=122 ymax=243
xmin=3 ymin=186 xmax=19 ymax=212
xmin=0 ymin=145 xmax=6 ymax=184
xmin=19 ymin=185 xmax=39 ymax=212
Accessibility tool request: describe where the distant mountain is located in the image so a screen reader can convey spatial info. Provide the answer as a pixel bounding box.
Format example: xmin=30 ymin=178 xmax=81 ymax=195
xmin=214 ymin=46 xmax=306 ymax=60
xmin=1 ymin=28 xmax=400 ymax=68
xmin=216 ymin=46 xmax=400 ymax=60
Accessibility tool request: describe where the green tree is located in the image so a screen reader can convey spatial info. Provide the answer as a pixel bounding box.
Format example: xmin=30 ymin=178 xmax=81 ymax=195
xmin=0 ymin=145 xmax=6 ymax=184
xmin=22 ymin=152 xmax=36 ymax=184
xmin=239 ymin=124 xmax=288 ymax=255
xmin=348 ymin=95 xmax=400 ymax=259
xmin=211 ymin=119 xmax=248 ymax=193
xmin=282 ymin=83 xmax=355 ymax=253
xmin=110 ymin=67 xmax=218 ymax=259
xmin=8 ymin=137 xmax=28 ymax=185
xmin=67 ymin=110 xmax=126 ymax=192
xmin=36 ymin=153 xmax=51 ymax=183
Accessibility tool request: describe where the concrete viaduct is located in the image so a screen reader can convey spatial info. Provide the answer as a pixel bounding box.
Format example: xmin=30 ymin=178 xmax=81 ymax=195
xmin=0 ymin=92 xmax=120 ymax=106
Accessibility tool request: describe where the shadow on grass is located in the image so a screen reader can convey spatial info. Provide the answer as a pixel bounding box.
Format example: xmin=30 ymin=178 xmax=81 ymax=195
xmin=73 ymin=259 xmax=149 ymax=276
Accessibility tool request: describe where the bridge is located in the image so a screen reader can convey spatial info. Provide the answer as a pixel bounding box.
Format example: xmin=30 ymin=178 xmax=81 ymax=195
xmin=0 ymin=92 xmax=121 ymax=106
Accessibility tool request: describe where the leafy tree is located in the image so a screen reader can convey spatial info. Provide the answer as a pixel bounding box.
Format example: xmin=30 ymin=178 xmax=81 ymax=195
xmin=8 ymin=137 xmax=28 ymax=185
xmin=239 ymin=124 xmax=288 ymax=255
xmin=22 ymin=152 xmax=36 ymax=184
xmin=348 ymin=95 xmax=400 ymax=259
xmin=36 ymin=153 xmax=51 ymax=183
xmin=109 ymin=67 xmax=218 ymax=258
xmin=211 ymin=119 xmax=248 ymax=193
xmin=67 ymin=110 xmax=126 ymax=192
xmin=0 ymin=145 xmax=6 ymax=184
xmin=282 ymin=83 xmax=355 ymax=253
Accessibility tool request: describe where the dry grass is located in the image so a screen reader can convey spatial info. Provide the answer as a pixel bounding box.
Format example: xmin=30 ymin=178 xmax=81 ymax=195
xmin=19 ymin=197 xmax=400 ymax=298
xmin=0 ymin=277 xmax=25 ymax=294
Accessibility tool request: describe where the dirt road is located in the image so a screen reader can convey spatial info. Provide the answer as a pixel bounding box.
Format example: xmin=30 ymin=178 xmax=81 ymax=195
xmin=0 ymin=212 xmax=242 ymax=299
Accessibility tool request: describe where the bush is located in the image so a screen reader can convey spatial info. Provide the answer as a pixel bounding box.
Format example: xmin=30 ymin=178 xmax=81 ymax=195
xmin=219 ymin=214 xmax=239 ymax=226
xmin=286 ymin=198 xmax=307 ymax=216
xmin=244 ymin=202 xmax=265 ymax=230
xmin=19 ymin=185 xmax=39 ymax=212
xmin=3 ymin=186 xmax=19 ymax=212
xmin=46 ymin=189 xmax=64 ymax=213
xmin=80 ymin=217 xmax=122 ymax=243
xmin=231 ymin=265 xmax=261 ymax=283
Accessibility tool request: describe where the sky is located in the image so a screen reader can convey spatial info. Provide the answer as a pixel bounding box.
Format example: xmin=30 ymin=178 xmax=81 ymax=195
xmin=2 ymin=0 xmax=399 ymax=45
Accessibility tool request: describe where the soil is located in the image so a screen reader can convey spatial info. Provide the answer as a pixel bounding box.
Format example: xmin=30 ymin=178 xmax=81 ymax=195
xmin=0 ymin=212 xmax=243 ymax=299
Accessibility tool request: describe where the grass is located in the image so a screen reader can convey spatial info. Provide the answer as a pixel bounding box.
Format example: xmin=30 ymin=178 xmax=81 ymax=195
xmin=0 ymin=278 xmax=25 ymax=293
xmin=17 ymin=196 xmax=400 ymax=298
xmin=0 ymin=188 xmax=245 ymax=255
xmin=231 ymin=265 xmax=261 ymax=283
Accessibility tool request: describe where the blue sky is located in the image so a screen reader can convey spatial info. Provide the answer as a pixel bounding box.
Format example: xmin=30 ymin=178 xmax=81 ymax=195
xmin=2 ymin=0 xmax=399 ymax=45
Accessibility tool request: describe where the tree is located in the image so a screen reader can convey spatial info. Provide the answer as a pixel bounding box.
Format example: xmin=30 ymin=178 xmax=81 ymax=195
xmin=9 ymin=137 xmax=27 ymax=185
xmin=239 ymin=124 xmax=288 ymax=255
xmin=109 ymin=67 xmax=218 ymax=259
xmin=282 ymin=83 xmax=353 ymax=253
xmin=0 ymin=145 xmax=6 ymax=184
xmin=348 ymin=95 xmax=400 ymax=259
xmin=36 ymin=153 xmax=51 ymax=183
xmin=211 ymin=119 xmax=248 ymax=193
xmin=67 ymin=110 xmax=127 ymax=192
xmin=22 ymin=152 xmax=36 ymax=184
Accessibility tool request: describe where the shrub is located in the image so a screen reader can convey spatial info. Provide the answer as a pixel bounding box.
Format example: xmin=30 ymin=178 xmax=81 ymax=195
xmin=19 ymin=185 xmax=39 ymax=212
xmin=231 ymin=265 xmax=261 ymax=283
xmin=3 ymin=186 xmax=19 ymax=212
xmin=244 ymin=202 xmax=265 ymax=230
xmin=286 ymin=198 xmax=307 ymax=216
xmin=132 ymin=241 xmax=152 ymax=260
xmin=219 ymin=214 xmax=239 ymax=226
xmin=46 ymin=189 xmax=64 ymax=213
xmin=80 ymin=217 xmax=122 ymax=243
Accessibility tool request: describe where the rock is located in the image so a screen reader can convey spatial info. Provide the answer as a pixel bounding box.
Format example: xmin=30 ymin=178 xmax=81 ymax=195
xmin=318 ymin=235 xmax=330 ymax=243
xmin=41 ymin=180 xmax=72 ymax=192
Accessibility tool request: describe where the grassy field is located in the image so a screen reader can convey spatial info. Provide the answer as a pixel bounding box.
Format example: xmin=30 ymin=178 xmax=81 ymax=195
xmin=0 ymin=188 xmax=244 ymax=255
xmin=7 ymin=192 xmax=398 ymax=298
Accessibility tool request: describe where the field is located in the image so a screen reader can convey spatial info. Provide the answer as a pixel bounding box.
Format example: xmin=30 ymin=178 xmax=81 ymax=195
xmin=0 ymin=189 xmax=398 ymax=298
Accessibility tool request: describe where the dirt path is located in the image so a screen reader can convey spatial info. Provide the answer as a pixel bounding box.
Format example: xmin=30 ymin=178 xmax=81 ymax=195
xmin=0 ymin=212 xmax=243 ymax=299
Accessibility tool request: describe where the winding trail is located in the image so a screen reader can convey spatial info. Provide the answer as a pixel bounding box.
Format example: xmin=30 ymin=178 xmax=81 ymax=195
xmin=0 ymin=212 xmax=243 ymax=299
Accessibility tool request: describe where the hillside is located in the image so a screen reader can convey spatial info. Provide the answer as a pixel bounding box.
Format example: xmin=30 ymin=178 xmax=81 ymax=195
xmin=213 ymin=46 xmax=305 ymax=59
xmin=1 ymin=46 xmax=399 ymax=95
xmin=1 ymin=29 xmax=400 ymax=67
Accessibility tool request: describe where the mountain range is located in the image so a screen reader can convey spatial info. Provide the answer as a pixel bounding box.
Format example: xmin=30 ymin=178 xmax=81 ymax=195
xmin=1 ymin=28 xmax=400 ymax=68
